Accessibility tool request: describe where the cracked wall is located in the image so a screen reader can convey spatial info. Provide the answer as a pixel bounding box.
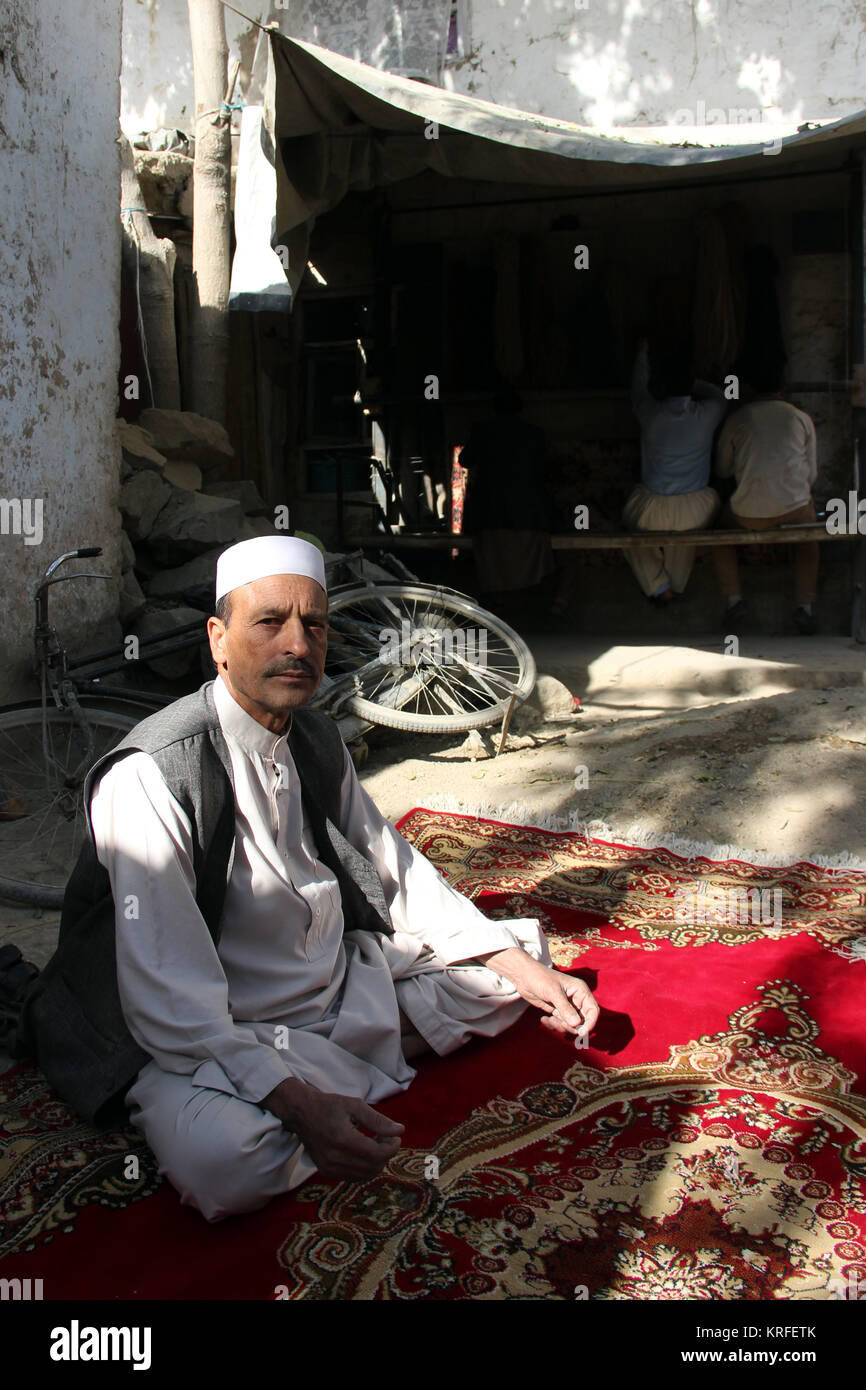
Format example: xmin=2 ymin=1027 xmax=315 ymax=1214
xmin=121 ymin=0 xmax=866 ymax=136
xmin=0 ymin=0 xmax=124 ymax=699
xmin=448 ymin=0 xmax=866 ymax=126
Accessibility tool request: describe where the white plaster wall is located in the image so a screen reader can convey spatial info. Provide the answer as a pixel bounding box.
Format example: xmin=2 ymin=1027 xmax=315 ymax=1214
xmin=122 ymin=0 xmax=256 ymax=135
xmin=447 ymin=0 xmax=866 ymax=127
xmin=0 ymin=0 xmax=124 ymax=700
xmin=121 ymin=1 xmax=449 ymax=136
xmin=121 ymin=0 xmax=866 ymax=137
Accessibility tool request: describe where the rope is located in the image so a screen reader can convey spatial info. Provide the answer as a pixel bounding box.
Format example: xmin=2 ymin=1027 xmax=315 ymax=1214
xmin=194 ymin=100 xmax=245 ymax=124
xmin=218 ymin=1 xmax=270 ymax=31
xmin=121 ymin=211 xmax=155 ymax=407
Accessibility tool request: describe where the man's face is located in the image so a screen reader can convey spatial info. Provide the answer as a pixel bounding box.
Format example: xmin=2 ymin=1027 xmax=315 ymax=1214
xmin=207 ymin=574 xmax=328 ymax=731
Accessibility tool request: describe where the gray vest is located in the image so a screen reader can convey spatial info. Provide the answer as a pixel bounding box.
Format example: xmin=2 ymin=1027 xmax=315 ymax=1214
xmin=18 ymin=681 xmax=392 ymax=1125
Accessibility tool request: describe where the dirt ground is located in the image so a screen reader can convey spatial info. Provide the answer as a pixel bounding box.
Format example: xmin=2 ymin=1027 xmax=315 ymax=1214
xmin=359 ymin=640 xmax=866 ymax=865
xmin=2 ymin=636 xmax=865 ymax=996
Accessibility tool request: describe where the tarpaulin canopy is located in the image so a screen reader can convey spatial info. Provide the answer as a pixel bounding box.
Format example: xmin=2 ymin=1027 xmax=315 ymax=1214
xmin=266 ymin=32 xmax=866 ymax=293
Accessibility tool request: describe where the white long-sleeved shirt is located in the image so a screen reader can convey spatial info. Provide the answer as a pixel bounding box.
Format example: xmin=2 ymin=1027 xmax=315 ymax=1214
xmin=90 ymin=676 xmax=542 ymax=1107
xmin=631 ymin=346 xmax=727 ymax=495
xmin=715 ymin=398 xmax=817 ymax=518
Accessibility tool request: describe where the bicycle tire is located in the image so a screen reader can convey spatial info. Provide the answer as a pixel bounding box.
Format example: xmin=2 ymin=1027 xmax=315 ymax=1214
xmin=324 ymin=583 xmax=536 ymax=732
xmin=0 ymin=697 xmax=153 ymax=909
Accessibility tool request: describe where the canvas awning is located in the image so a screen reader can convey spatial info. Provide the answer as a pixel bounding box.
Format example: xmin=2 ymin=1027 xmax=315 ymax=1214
xmin=266 ymin=32 xmax=866 ymax=292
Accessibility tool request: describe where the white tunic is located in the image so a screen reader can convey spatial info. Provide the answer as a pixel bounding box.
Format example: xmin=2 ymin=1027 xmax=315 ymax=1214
xmin=90 ymin=676 xmax=546 ymax=1117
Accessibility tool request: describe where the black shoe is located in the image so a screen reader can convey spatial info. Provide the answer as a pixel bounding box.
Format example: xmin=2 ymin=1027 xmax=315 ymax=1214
xmin=793 ymin=605 xmax=818 ymax=635
xmin=722 ymin=599 xmax=747 ymax=631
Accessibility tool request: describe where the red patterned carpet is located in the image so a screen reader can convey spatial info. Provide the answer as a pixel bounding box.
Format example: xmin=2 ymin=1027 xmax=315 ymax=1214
xmin=2 ymin=809 xmax=865 ymax=1300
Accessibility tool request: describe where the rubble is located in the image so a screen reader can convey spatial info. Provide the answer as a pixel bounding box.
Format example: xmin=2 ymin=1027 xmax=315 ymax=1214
xmin=119 ymin=529 xmax=137 ymax=572
xmin=119 ymin=567 xmax=147 ymax=624
xmin=432 ymin=728 xmax=493 ymax=761
xmin=511 ymin=674 xmax=578 ymax=731
xmin=163 ymin=460 xmax=203 ymax=491
xmin=133 ymin=147 xmax=194 ymax=223
xmin=144 ymin=548 xmax=223 ymax=600
xmin=119 ymin=470 xmax=174 ymax=542
xmin=500 ymin=731 xmax=538 ymax=751
xmin=114 ymin=408 xmax=283 ymax=650
xmin=203 ymin=480 xmax=268 ymax=515
xmin=146 ymin=490 xmax=244 ymax=560
xmin=119 ymin=421 xmax=167 ymax=474
xmin=236 ymin=515 xmax=277 ymax=542
xmin=132 ymin=605 xmax=206 ymax=680
xmin=139 ymin=408 xmax=235 ymax=473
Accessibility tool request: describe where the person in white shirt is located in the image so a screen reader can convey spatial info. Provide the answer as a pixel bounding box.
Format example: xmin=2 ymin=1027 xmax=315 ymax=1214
xmin=712 ymin=370 xmax=819 ymax=633
xmin=92 ymin=536 xmax=598 ymax=1221
xmin=623 ymin=341 xmax=725 ymax=602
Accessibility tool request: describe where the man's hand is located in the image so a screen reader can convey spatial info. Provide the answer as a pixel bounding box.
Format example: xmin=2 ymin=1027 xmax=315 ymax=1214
xmin=261 ymin=1077 xmax=404 ymax=1182
xmin=479 ymin=947 xmax=599 ymax=1046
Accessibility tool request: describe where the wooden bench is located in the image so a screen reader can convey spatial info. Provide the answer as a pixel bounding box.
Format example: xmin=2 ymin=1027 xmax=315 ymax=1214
xmin=356 ymin=522 xmax=866 ymax=640
xmin=357 ymin=523 xmax=844 ymax=550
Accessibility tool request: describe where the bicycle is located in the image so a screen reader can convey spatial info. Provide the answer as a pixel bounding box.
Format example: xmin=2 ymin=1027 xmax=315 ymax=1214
xmin=314 ymin=576 xmax=536 ymax=733
xmin=0 ymin=548 xmax=204 ymax=909
xmin=0 ymin=546 xmax=536 ymax=907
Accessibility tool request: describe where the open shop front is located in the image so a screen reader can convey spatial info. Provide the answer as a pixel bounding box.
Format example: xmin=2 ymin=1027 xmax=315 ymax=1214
xmin=260 ymin=34 xmax=866 ymax=633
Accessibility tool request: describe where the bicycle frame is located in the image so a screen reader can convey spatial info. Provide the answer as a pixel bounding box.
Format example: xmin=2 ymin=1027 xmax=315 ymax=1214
xmin=33 ymin=548 xmax=208 ymax=712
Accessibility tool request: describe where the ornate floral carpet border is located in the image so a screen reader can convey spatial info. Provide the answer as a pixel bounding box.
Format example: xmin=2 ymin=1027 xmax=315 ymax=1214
xmin=395 ymin=807 xmax=866 ymax=953
xmin=1 ymin=813 xmax=864 ymax=1299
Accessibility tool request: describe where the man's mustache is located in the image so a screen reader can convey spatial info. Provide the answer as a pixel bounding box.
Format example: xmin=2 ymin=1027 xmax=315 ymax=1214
xmin=264 ymin=658 xmax=315 ymax=677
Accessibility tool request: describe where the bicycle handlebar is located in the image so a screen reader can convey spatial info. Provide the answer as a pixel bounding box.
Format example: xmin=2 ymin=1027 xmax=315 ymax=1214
xmin=39 ymin=547 xmax=104 ymax=588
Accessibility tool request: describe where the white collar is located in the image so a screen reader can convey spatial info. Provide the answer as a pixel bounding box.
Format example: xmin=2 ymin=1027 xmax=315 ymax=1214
xmin=214 ymin=675 xmax=292 ymax=760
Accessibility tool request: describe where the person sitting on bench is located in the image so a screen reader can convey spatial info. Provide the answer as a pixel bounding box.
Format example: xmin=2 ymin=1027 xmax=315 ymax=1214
xmin=711 ymin=366 xmax=819 ymax=634
xmin=623 ymin=340 xmax=725 ymax=604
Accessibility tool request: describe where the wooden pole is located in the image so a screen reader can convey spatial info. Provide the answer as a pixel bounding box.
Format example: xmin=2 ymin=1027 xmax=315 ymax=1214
xmin=187 ymin=0 xmax=232 ymax=424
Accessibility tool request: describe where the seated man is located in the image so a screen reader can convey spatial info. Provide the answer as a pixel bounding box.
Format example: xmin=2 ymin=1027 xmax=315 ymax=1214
xmin=623 ymin=340 xmax=725 ymax=603
xmin=22 ymin=536 xmax=597 ymax=1221
xmin=712 ymin=368 xmax=819 ymax=633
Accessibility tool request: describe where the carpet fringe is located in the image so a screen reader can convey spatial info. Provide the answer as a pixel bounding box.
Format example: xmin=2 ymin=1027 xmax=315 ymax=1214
xmin=418 ymin=794 xmax=866 ymax=871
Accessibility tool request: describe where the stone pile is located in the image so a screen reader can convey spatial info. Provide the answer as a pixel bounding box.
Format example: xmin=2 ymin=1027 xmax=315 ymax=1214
xmin=118 ymin=409 xmax=276 ymax=679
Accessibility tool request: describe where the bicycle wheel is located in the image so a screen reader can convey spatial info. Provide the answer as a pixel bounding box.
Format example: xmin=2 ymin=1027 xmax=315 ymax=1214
xmin=0 ymin=698 xmax=150 ymax=908
xmin=324 ymin=583 xmax=536 ymax=732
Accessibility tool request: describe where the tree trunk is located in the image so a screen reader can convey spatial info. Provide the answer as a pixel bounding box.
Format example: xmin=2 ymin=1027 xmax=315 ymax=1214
xmin=119 ymin=135 xmax=181 ymax=411
xmin=187 ymin=0 xmax=232 ymax=423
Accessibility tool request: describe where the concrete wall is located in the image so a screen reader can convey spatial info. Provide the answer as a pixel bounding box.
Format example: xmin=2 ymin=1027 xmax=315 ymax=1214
xmin=121 ymin=0 xmax=866 ymax=137
xmin=0 ymin=0 xmax=124 ymax=700
xmin=448 ymin=0 xmax=866 ymax=128
xmin=121 ymin=1 xmax=293 ymax=137
xmin=121 ymin=1 xmax=451 ymax=136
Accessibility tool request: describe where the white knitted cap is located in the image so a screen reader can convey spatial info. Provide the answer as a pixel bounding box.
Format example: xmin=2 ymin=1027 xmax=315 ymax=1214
xmin=215 ymin=535 xmax=327 ymax=603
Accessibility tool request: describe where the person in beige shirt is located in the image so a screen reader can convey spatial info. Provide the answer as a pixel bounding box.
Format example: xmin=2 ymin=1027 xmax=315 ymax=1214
xmin=713 ymin=372 xmax=819 ymax=634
